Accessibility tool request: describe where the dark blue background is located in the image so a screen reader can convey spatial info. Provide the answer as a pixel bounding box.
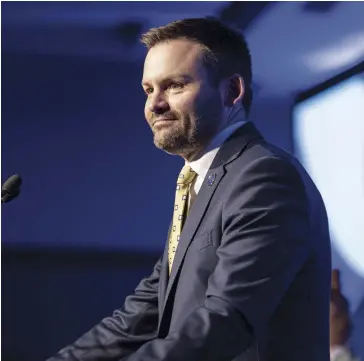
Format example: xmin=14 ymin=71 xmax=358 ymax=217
xmin=2 ymin=53 xmax=183 ymax=252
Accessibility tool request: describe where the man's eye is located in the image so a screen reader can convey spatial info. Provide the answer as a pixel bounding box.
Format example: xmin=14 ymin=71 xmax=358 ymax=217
xmin=169 ymin=83 xmax=184 ymax=90
xmin=145 ymin=88 xmax=153 ymax=95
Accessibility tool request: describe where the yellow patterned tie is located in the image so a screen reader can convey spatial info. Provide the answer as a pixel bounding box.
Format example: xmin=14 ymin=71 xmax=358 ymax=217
xmin=168 ymin=165 xmax=197 ymax=274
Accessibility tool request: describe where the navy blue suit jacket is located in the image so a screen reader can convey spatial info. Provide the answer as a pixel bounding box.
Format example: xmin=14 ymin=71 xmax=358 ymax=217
xmin=48 ymin=122 xmax=332 ymax=361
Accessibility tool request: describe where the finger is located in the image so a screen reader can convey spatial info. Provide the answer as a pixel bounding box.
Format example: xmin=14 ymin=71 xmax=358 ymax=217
xmin=331 ymin=269 xmax=341 ymax=290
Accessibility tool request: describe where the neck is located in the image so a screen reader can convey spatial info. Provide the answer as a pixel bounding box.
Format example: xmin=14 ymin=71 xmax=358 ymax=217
xmin=182 ymin=107 xmax=246 ymax=162
xmin=225 ymin=106 xmax=246 ymax=127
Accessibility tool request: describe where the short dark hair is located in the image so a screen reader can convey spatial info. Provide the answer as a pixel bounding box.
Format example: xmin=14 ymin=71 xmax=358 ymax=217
xmin=141 ymin=17 xmax=253 ymax=116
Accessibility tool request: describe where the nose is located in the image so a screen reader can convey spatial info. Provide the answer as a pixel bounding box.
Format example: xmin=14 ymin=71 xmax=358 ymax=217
xmin=148 ymin=92 xmax=169 ymax=115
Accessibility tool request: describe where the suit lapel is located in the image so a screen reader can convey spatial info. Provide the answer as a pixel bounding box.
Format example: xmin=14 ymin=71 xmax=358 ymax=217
xmin=158 ymin=241 xmax=169 ymax=319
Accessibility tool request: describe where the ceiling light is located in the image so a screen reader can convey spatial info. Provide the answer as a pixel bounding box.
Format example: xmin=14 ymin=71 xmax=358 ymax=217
xmin=304 ymin=32 xmax=364 ymax=72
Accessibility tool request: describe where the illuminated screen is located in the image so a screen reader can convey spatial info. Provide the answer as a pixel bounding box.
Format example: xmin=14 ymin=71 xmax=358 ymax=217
xmin=292 ymin=69 xmax=364 ymax=312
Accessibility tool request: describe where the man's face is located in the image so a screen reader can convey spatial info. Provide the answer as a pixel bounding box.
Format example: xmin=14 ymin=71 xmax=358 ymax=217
xmin=142 ymin=39 xmax=224 ymax=160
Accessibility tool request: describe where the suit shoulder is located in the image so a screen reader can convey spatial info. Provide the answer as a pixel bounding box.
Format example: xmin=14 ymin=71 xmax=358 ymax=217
xmin=236 ymin=137 xmax=304 ymax=176
xmin=231 ymin=138 xmax=323 ymax=208
xmin=245 ymin=137 xmax=298 ymax=164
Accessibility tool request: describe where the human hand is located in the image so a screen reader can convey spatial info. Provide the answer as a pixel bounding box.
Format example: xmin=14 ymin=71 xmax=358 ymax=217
xmin=330 ymin=269 xmax=352 ymax=347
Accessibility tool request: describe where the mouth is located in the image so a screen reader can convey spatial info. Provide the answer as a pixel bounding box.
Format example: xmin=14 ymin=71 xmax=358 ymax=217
xmin=152 ymin=119 xmax=177 ymax=127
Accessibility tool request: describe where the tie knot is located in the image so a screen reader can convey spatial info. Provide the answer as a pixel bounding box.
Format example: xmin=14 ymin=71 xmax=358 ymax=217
xmin=177 ymin=165 xmax=197 ymax=185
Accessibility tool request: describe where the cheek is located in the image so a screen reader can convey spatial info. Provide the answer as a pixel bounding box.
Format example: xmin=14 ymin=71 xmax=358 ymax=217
xmin=170 ymin=92 xmax=199 ymax=115
xmin=144 ymin=101 xmax=151 ymax=120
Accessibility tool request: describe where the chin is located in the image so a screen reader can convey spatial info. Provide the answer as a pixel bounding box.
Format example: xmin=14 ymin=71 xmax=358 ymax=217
xmin=154 ymin=137 xmax=198 ymax=158
xmin=153 ymin=138 xmax=178 ymax=153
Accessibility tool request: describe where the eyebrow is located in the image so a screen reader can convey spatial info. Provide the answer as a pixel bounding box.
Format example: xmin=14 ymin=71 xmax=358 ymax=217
xmin=142 ymin=74 xmax=194 ymax=87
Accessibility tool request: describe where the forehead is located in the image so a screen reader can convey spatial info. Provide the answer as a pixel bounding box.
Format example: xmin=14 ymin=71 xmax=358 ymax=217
xmin=142 ymin=39 xmax=207 ymax=84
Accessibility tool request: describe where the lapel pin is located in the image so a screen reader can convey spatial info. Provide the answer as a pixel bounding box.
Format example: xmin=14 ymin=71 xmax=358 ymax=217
xmin=207 ymin=173 xmax=216 ymax=186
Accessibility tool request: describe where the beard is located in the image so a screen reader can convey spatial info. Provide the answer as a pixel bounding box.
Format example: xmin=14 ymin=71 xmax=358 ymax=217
xmin=152 ymin=118 xmax=197 ymax=155
xmin=151 ymin=92 xmax=223 ymax=159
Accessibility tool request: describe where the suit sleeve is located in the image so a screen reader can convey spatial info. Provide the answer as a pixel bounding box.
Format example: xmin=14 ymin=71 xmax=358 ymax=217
xmin=122 ymin=156 xmax=311 ymax=361
xmin=47 ymin=256 xmax=162 ymax=361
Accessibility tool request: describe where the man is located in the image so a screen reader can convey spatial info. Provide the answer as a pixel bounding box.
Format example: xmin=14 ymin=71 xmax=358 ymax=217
xmin=48 ymin=18 xmax=331 ymax=361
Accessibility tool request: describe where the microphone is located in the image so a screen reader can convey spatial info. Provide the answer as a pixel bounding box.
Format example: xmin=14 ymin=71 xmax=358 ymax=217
xmin=1 ymin=174 xmax=22 ymax=204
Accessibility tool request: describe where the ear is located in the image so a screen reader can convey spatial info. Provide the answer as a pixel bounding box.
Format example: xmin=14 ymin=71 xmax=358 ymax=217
xmin=223 ymin=74 xmax=245 ymax=107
